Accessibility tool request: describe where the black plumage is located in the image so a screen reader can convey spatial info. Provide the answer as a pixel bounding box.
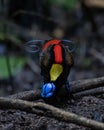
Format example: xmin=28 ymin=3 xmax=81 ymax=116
xmin=40 ymin=40 xmax=74 ymax=103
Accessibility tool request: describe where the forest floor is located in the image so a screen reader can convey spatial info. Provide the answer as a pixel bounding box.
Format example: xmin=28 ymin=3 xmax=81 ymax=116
xmin=0 ymin=95 xmax=104 ymax=130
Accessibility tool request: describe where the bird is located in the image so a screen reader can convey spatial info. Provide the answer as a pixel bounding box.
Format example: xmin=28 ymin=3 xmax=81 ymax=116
xmin=40 ymin=39 xmax=74 ymax=104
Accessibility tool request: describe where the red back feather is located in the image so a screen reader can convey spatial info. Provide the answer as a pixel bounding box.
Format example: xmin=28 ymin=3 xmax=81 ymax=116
xmin=42 ymin=39 xmax=61 ymax=50
xmin=53 ymin=44 xmax=63 ymax=64
xmin=42 ymin=39 xmax=63 ymax=64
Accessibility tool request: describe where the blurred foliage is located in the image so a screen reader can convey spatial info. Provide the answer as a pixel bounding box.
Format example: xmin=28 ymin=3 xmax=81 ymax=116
xmin=0 ymin=33 xmax=5 ymax=41
xmin=0 ymin=56 xmax=26 ymax=78
xmin=82 ymin=57 xmax=92 ymax=68
xmin=48 ymin=0 xmax=77 ymax=10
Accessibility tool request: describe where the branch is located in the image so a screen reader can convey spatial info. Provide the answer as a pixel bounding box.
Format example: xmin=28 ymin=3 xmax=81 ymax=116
xmin=8 ymin=89 xmax=41 ymax=100
xmin=0 ymin=97 xmax=104 ymax=130
xmin=86 ymin=0 xmax=104 ymax=8
xmin=8 ymin=76 xmax=104 ymax=100
xmin=74 ymin=87 xmax=104 ymax=98
xmin=89 ymin=48 xmax=104 ymax=64
xmin=70 ymin=76 xmax=104 ymax=93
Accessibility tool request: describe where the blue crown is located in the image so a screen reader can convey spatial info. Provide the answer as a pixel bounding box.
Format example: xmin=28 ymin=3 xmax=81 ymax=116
xmin=41 ymin=83 xmax=56 ymax=98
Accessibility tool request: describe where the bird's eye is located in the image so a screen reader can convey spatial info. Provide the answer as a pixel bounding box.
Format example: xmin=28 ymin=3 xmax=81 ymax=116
xmin=62 ymin=40 xmax=76 ymax=52
xmin=24 ymin=40 xmax=44 ymax=53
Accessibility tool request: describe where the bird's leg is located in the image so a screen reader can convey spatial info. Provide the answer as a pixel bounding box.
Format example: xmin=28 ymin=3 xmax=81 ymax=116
xmin=65 ymin=81 xmax=75 ymax=102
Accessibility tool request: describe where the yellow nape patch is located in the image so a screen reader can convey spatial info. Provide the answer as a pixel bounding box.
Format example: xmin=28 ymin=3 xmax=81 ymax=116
xmin=50 ymin=64 xmax=63 ymax=81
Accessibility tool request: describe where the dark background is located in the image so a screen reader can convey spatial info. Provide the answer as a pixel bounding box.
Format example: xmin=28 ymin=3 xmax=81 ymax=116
xmin=0 ymin=0 xmax=104 ymax=96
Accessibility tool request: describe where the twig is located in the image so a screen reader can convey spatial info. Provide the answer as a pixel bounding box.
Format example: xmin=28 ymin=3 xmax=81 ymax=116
xmin=89 ymin=48 xmax=104 ymax=64
xmin=70 ymin=76 xmax=104 ymax=93
xmin=12 ymin=10 xmax=65 ymax=26
xmin=0 ymin=97 xmax=104 ymax=130
xmin=85 ymin=0 xmax=104 ymax=8
xmin=74 ymin=86 xmax=104 ymax=98
xmin=8 ymin=89 xmax=41 ymax=100
xmin=26 ymin=58 xmax=40 ymax=74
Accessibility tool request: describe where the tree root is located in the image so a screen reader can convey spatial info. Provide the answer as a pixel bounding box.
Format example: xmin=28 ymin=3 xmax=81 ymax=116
xmin=74 ymin=86 xmax=104 ymax=98
xmin=8 ymin=76 xmax=104 ymax=100
xmin=71 ymin=76 xmax=104 ymax=93
xmin=0 ymin=97 xmax=104 ymax=130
